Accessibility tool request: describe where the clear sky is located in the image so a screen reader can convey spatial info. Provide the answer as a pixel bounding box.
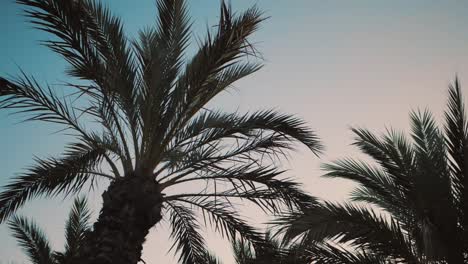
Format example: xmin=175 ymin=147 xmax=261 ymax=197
xmin=2 ymin=0 xmax=468 ymax=263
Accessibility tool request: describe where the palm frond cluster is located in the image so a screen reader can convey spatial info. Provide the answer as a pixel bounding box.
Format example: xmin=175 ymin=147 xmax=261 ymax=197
xmin=207 ymin=231 xmax=311 ymax=264
xmin=8 ymin=197 xmax=91 ymax=264
xmin=277 ymin=79 xmax=468 ymax=263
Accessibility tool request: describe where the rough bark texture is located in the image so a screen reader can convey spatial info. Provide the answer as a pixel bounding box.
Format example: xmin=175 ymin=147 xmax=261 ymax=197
xmin=72 ymin=175 xmax=163 ymax=264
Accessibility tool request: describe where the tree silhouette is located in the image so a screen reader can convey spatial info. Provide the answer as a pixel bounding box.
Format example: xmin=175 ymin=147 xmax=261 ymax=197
xmin=0 ymin=0 xmax=321 ymax=263
xmin=9 ymin=197 xmax=91 ymax=264
xmin=277 ymin=79 xmax=468 ymax=263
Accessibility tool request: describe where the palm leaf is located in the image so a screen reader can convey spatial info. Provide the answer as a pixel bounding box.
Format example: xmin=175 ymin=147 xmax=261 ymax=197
xmin=444 ymin=78 xmax=468 ymax=247
xmin=275 ymin=202 xmax=416 ymax=261
xmin=410 ymin=109 xmax=461 ymax=259
xmin=163 ymin=164 xmax=316 ymax=213
xmin=57 ymin=196 xmax=91 ymax=262
xmin=174 ymin=197 xmax=265 ymax=248
xmin=306 ymin=242 xmax=388 ymax=264
xmin=166 ymin=201 xmax=208 ymax=264
xmin=8 ymin=215 xmax=55 ymax=264
xmin=0 ymin=142 xmax=106 ymax=222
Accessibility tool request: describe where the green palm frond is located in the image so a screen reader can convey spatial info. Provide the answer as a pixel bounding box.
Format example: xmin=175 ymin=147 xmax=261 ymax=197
xmin=0 ymin=143 xmax=106 ymax=222
xmin=0 ymin=75 xmax=123 ymax=175
xmin=16 ymin=0 xmax=139 ymax=172
xmin=170 ymin=110 xmax=322 ymax=157
xmin=166 ymin=202 xmax=208 ymax=264
xmin=169 ymin=2 xmax=264 ymax=115
xmin=275 ymin=202 xmax=415 ymax=261
xmin=445 ymin=78 xmax=468 ymax=249
xmin=279 ymin=79 xmax=468 ymax=262
xmin=306 ymin=242 xmax=388 ymax=264
xmin=0 ymin=75 xmax=86 ymax=133
xmin=17 ymin=0 xmax=138 ymax=100
xmin=60 ymin=196 xmax=91 ymax=261
xmin=8 ymin=215 xmax=55 ymax=264
xmin=159 ymin=110 xmax=320 ymax=191
xmin=163 ymin=164 xmax=315 ymax=213
xmin=322 ymin=159 xmax=403 ymax=213
xmin=11 ymin=197 xmax=92 ymax=264
xmin=134 ymin=0 xmax=190 ymax=169
xmin=135 ymin=0 xmax=191 ymax=140
xmin=410 ymin=110 xmax=458 ymax=255
xmin=142 ymin=3 xmax=269 ymax=169
xmin=351 ymin=128 xmax=414 ymax=195
xmin=229 ymin=230 xmax=310 ymax=264
xmin=445 ymin=78 xmax=468 ymax=193
xmin=174 ymin=197 xmax=265 ymax=248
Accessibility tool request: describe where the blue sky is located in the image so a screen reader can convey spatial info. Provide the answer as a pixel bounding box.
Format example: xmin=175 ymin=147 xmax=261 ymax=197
xmin=2 ymin=0 xmax=468 ymax=263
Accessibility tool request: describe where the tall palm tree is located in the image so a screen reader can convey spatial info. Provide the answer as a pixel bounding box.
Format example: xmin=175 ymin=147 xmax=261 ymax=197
xmin=0 ymin=0 xmax=321 ymax=263
xmin=8 ymin=197 xmax=91 ymax=264
xmin=277 ymin=79 xmax=468 ymax=263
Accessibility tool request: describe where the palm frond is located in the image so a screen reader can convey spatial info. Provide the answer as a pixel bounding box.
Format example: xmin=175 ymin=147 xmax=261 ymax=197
xmin=85 ymin=0 xmax=140 ymax=170
xmin=8 ymin=215 xmax=55 ymax=264
xmin=230 ymin=231 xmax=310 ymax=264
xmin=174 ymin=197 xmax=265 ymax=248
xmin=0 ymin=75 xmax=124 ymax=174
xmin=154 ymin=0 xmax=191 ymax=77
xmin=445 ymin=78 xmax=468 ymax=245
xmin=163 ymin=164 xmax=316 ymax=212
xmin=166 ymin=202 xmax=208 ymax=264
xmin=306 ymin=242 xmax=388 ymax=264
xmin=60 ymin=196 xmax=91 ymax=262
xmin=322 ymin=159 xmax=408 ymax=221
xmin=351 ymin=128 xmax=414 ymax=195
xmin=17 ymin=0 xmax=104 ymax=81
xmin=171 ymin=109 xmax=322 ymax=159
xmin=410 ymin=109 xmax=461 ymax=259
xmin=158 ymin=110 xmax=320 ymax=186
xmin=135 ymin=0 xmax=190 ymax=118
xmin=0 ymin=142 xmax=106 ymax=223
xmin=146 ymin=3 xmax=267 ymax=167
xmin=0 ymin=75 xmax=85 ymax=133
xmin=275 ymin=202 xmax=416 ymax=261
xmin=173 ymin=2 xmax=265 ymax=112
xmin=17 ymin=0 xmax=136 ymax=96
xmin=17 ymin=0 xmax=139 ymax=171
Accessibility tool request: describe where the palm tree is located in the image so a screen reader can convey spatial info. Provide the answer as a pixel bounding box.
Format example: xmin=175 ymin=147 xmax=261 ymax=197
xmin=8 ymin=197 xmax=91 ymax=264
xmin=0 ymin=0 xmax=321 ymax=263
xmin=276 ymin=79 xmax=468 ymax=263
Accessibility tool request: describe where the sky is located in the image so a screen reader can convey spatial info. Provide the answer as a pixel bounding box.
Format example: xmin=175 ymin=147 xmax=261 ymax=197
xmin=1 ymin=0 xmax=468 ymax=263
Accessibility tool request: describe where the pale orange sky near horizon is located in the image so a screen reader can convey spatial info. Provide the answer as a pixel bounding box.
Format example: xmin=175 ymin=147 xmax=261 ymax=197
xmin=2 ymin=0 xmax=468 ymax=263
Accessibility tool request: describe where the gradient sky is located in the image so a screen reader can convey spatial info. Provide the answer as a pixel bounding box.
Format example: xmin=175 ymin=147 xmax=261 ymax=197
xmin=2 ymin=0 xmax=468 ymax=263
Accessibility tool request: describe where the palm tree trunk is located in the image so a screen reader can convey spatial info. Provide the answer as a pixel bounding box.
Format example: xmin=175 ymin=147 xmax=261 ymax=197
xmin=72 ymin=176 xmax=163 ymax=264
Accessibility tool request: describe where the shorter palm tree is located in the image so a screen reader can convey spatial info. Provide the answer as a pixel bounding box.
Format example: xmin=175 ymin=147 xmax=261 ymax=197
xmin=8 ymin=197 xmax=91 ymax=264
xmin=276 ymin=79 xmax=468 ymax=263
